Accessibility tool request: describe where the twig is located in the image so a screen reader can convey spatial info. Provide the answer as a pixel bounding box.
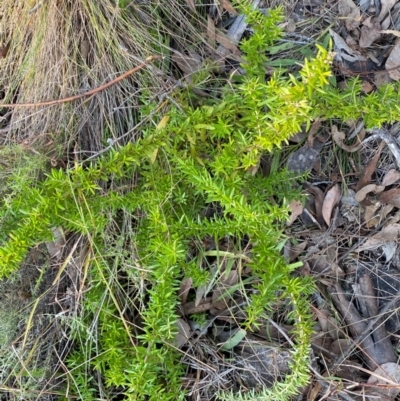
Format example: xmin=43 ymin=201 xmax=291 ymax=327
xmin=0 ymin=56 xmax=161 ymax=108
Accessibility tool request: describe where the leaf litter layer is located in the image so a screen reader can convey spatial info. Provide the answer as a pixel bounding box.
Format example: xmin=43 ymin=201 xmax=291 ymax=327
xmin=2 ymin=0 xmax=400 ymax=400
xmin=277 ymin=0 xmax=400 ymax=399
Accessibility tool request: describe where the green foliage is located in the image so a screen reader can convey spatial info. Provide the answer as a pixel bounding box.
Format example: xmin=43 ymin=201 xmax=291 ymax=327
xmin=2 ymin=2 xmax=400 ymax=401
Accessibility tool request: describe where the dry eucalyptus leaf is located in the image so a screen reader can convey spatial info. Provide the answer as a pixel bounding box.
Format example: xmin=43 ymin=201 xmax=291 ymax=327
xmin=331 ymin=125 xmax=363 ymax=152
xmin=322 ymin=184 xmax=341 ymax=226
xmin=287 ymin=200 xmax=303 ymax=226
xmin=378 ymin=0 xmax=397 ymax=23
xmin=382 ymin=169 xmax=400 ymax=186
xmin=172 ymin=51 xmax=203 ymax=75
xmin=374 ymin=70 xmax=393 ymax=87
xmin=329 ymin=29 xmax=367 ymax=63
xmin=379 ymin=188 xmax=400 ymax=207
xmin=178 ymin=278 xmax=192 ymax=305
xmin=338 ymin=0 xmax=361 ymax=32
xmin=195 ymin=284 xmax=207 ymax=307
xmin=356 ymin=141 xmax=384 ymax=191
xmin=220 ymin=0 xmax=237 ymax=14
xmin=215 ymin=29 xmax=241 ymax=55
xmin=355 ymin=184 xmax=385 ymax=203
xmin=207 ymin=14 xmax=216 ymax=47
xmin=46 ymin=227 xmax=66 ymax=261
xmin=288 ymin=241 xmax=307 ymax=261
xmin=174 ymin=318 xmax=192 ymax=348
xmin=364 ymin=203 xmax=382 ymax=228
xmin=360 ymin=16 xmax=381 ymax=48
xmin=317 ymin=309 xmax=342 ymax=340
xmin=356 ymin=223 xmax=400 ymax=252
xmin=386 ymin=40 xmax=400 ymax=80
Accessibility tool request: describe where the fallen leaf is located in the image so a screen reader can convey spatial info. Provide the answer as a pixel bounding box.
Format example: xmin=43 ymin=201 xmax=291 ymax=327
xmin=364 ymin=203 xmax=382 ymax=228
xmin=287 ymin=200 xmax=303 ymax=226
xmin=215 ymin=29 xmax=241 ymax=55
xmin=288 ymin=241 xmax=307 ymax=261
xmin=378 ymin=0 xmax=397 ymax=23
xmin=171 ymin=51 xmax=203 ymax=75
xmin=338 ymin=0 xmax=361 ymax=32
xmin=361 ymin=80 xmax=374 ymax=93
xmin=356 ymin=141 xmax=385 ymax=191
xmin=360 ymin=16 xmax=381 ymax=48
xmin=322 ymin=184 xmax=341 ymax=226
xmin=220 ymin=0 xmax=237 ymax=15
xmin=174 ymin=318 xmax=192 ymax=348
xmin=308 ymin=255 xmax=345 ymax=278
xmin=331 ymin=125 xmax=363 ymax=152
xmin=355 ymin=184 xmax=385 ymax=203
xmin=304 ymin=183 xmax=325 ymax=226
xmin=374 ymin=70 xmax=393 ymax=87
xmin=356 ymin=223 xmax=400 ymax=252
xmin=329 ymin=30 xmax=367 ymax=64
xmin=382 ymin=169 xmax=400 ymax=186
xmin=386 ymin=40 xmax=400 ymax=80
xmin=207 ymin=15 xmax=216 ymax=47
xmin=379 ymin=188 xmax=400 ymax=207
xmin=46 ymin=227 xmax=66 ymax=261
xmin=212 ymin=270 xmax=238 ymax=311
xmin=367 ymin=362 xmax=400 ymax=399
xmin=178 ymin=278 xmax=192 ymax=305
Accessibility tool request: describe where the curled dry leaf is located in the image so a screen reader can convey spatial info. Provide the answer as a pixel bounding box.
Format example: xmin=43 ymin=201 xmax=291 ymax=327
xmin=322 ymin=184 xmax=341 ymax=226
xmin=382 ymin=169 xmax=400 ymax=186
xmin=355 ymin=184 xmax=385 ymax=203
xmin=304 ymin=183 xmax=325 ymax=226
xmin=331 ymin=125 xmax=363 ymax=152
xmin=364 ymin=203 xmax=382 ymax=228
xmin=287 ymin=200 xmax=303 ymax=226
xmin=329 ymin=30 xmax=367 ymax=64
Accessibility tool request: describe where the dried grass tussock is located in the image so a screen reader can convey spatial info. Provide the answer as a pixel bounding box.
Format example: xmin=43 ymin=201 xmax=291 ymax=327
xmin=0 ymin=1 xmax=208 ymax=153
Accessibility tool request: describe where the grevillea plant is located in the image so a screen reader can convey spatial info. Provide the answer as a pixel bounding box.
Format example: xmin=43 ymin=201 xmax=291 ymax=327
xmin=1 ymin=2 xmax=400 ymax=400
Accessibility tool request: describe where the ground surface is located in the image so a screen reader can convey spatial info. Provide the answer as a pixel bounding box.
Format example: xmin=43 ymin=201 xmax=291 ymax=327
xmin=2 ymin=0 xmax=400 ymax=400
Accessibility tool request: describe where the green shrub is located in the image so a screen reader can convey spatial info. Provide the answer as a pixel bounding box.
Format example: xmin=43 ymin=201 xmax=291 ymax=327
xmin=1 ymin=2 xmax=400 ymax=400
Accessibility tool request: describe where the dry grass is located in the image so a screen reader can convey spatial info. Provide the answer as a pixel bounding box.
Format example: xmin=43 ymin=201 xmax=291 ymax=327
xmin=0 ymin=0 xmax=213 ymax=155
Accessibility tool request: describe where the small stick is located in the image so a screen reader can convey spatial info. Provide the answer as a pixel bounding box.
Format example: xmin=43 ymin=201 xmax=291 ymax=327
xmin=0 ymin=56 xmax=161 ymax=108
